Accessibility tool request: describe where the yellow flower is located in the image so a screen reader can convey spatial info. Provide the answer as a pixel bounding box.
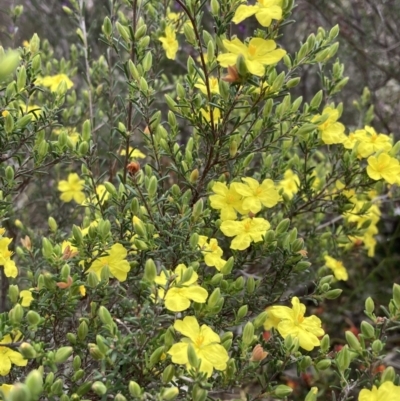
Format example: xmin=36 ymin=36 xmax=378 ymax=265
xmin=0 ymin=237 xmax=18 ymax=278
xmin=87 ymin=243 xmax=131 ymax=282
xmin=278 ymin=169 xmax=300 ymax=200
xmin=345 ymin=126 xmax=392 ymax=158
xmin=359 ymin=381 xmax=400 ymax=401
xmin=264 ymin=297 xmax=324 ymax=351
xmin=201 ymin=106 xmax=221 ymax=125
xmin=218 ymin=37 xmax=286 ymax=76
xmin=53 ymin=128 xmax=81 ymax=146
xmin=198 ymin=236 xmax=226 ymax=270
xmin=220 ymin=217 xmax=270 ymax=250
xmin=232 ymin=0 xmax=283 ymax=27
xmin=120 ymin=146 xmax=146 ymax=159
xmin=83 ymin=184 xmax=110 ymax=206
xmin=367 ymin=153 xmax=400 ymax=184
xmin=159 ymin=25 xmax=179 ymax=60
xmin=323 ymin=255 xmax=348 ymax=281
xmin=0 ymin=332 xmax=27 ymax=376
xmin=2 ymin=110 xmax=10 ymax=117
xmin=79 ymin=220 xmax=99 ymax=237
xmin=36 ymin=74 xmax=74 ymax=92
xmin=312 ymin=106 xmax=346 ymax=144
xmin=232 ymin=177 xmax=280 ymax=213
xmin=58 ymin=173 xmax=85 ymax=204
xmin=168 ymin=316 xmax=229 ymax=377
xmin=0 ymin=384 xmax=14 ymax=398
xmin=79 ymin=285 xmax=86 ymax=297
xmin=209 ymin=182 xmax=246 ymax=220
xmin=154 ymin=264 xmax=208 ymax=312
xmin=195 ymin=77 xmax=220 ymax=95
xmin=20 ymin=290 xmax=34 ymax=307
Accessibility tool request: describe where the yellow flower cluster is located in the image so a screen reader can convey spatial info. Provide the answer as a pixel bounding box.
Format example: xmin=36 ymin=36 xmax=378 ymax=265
xmin=344 ymin=198 xmax=381 ymax=258
xmin=210 ymin=178 xmax=280 ymax=250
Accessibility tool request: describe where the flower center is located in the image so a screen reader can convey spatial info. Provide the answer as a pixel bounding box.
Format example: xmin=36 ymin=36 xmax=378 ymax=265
xmin=195 ymin=335 xmax=204 ymax=347
xmin=248 ymin=44 xmax=257 ymax=57
xmin=244 ymin=221 xmax=252 ymax=231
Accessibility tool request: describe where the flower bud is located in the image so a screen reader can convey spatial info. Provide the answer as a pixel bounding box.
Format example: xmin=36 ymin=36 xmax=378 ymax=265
xmin=381 ymin=366 xmax=396 ymax=383
xmin=77 ymin=320 xmax=88 ymax=341
xmin=250 ymin=344 xmax=268 ymax=362
xmin=88 ymin=344 xmax=105 ymax=360
xmin=98 ymin=306 xmax=113 ymax=326
xmin=115 ymin=394 xmax=127 ymax=401
xmin=242 ymin=322 xmax=255 ymax=345
xmin=254 ymin=311 xmax=268 ymax=328
xmin=54 ymin=346 xmax=73 ymax=364
xmin=372 ymin=339 xmax=383 ymax=353
xmin=189 ymin=169 xmax=199 ymax=183
xmin=129 ymin=381 xmax=142 ymax=398
xmin=192 ymin=385 xmax=207 ymax=401
xmin=221 ymin=257 xmax=234 ymax=275
xmin=92 ymin=381 xmax=107 ymax=396
xmin=87 ymin=271 xmax=99 ymax=288
xmin=162 ymin=364 xmax=175 ymax=384
xmin=149 ymin=346 xmax=165 ymax=366
xmin=9 ymin=284 xmax=19 ymax=304
xmin=365 ymin=297 xmax=375 ymax=314
xmin=237 ymin=305 xmax=248 ymax=321
xmin=207 ymin=288 xmax=221 ymax=309
xmin=144 ymin=259 xmax=157 ymax=282
xmin=9 ymin=304 xmax=24 ymax=324
xmin=187 ymin=343 xmax=200 ymax=368
xmin=19 ymin=342 xmax=37 ymax=359
xmin=7 ymin=384 xmax=31 ymax=401
xmin=305 ymin=387 xmax=318 ymax=401
xmin=320 ymin=334 xmax=330 ymax=353
xmin=274 ymin=385 xmax=293 ymax=398
xmin=336 ymin=345 xmax=351 ymax=372
xmin=26 ymin=369 xmax=43 ymax=399
xmin=393 ymin=283 xmax=400 ymax=309
xmin=345 ymin=330 xmax=362 ymax=352
xmin=316 ymin=358 xmax=331 ymax=370
xmin=360 ymin=321 xmax=375 ymax=339
xmin=161 ymin=387 xmax=179 ymax=401
xmin=26 ymin=310 xmax=41 ymax=326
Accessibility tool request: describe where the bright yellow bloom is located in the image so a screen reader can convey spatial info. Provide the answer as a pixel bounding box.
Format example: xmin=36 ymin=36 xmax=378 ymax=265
xmin=0 ymin=332 xmax=27 ymax=376
xmin=201 ymin=106 xmax=221 ymax=125
xmin=58 ymin=173 xmax=85 ymax=204
xmin=367 ymin=153 xmax=400 ymax=184
xmin=20 ymin=290 xmax=34 ymax=307
xmin=345 ymin=126 xmax=392 ymax=158
xmin=198 ymin=236 xmax=226 ymax=270
xmin=168 ymin=316 xmax=229 ymax=377
xmin=87 ymin=243 xmax=131 ymax=282
xmin=312 ymin=107 xmax=346 ymax=144
xmin=278 ymin=169 xmax=300 ymax=200
xmin=232 ymin=0 xmax=283 ymax=27
xmin=36 ymin=74 xmax=74 ymax=92
xmin=79 ymin=285 xmax=86 ymax=297
xmin=159 ymin=25 xmax=179 ymax=60
xmin=0 ymin=384 xmax=14 ymax=398
xmin=359 ymin=381 xmax=400 ymax=401
xmin=0 ymin=237 xmax=18 ymax=278
xmin=218 ymin=37 xmax=286 ymax=76
xmin=324 ymin=255 xmax=348 ymax=281
xmin=232 ymin=177 xmax=280 ymax=213
xmin=264 ymin=297 xmax=324 ymax=351
xmin=209 ymin=182 xmax=246 ymax=220
xmin=79 ymin=220 xmax=99 ymax=237
xmin=83 ymin=184 xmax=110 ymax=206
xmin=53 ymin=128 xmax=81 ymax=146
xmin=220 ymin=217 xmax=270 ymax=250
xmin=195 ymin=77 xmax=220 ymax=95
xmin=120 ymin=146 xmax=146 ymax=159
xmin=154 ymin=264 xmax=208 ymax=312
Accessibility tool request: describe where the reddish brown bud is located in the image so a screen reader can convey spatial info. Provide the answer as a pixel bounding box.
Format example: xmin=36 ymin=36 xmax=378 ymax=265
xmin=250 ymin=344 xmax=268 ymax=362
